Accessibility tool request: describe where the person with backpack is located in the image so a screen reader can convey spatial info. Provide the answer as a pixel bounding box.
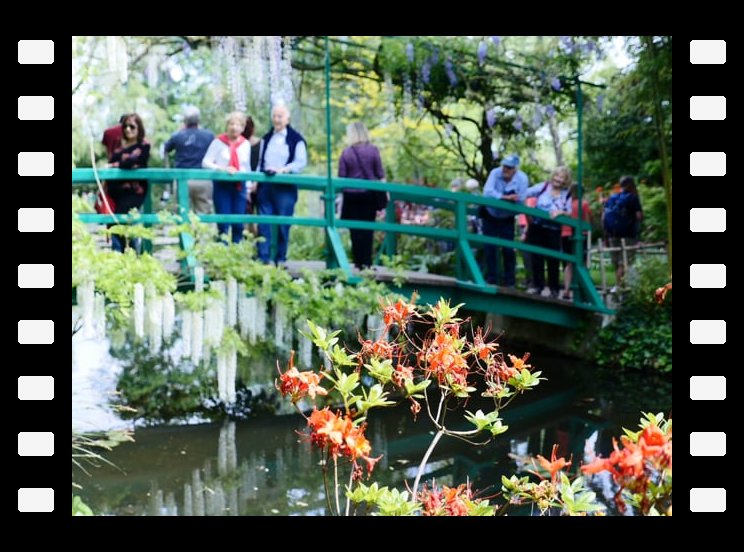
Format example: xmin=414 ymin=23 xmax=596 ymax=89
xmin=602 ymin=175 xmax=643 ymax=290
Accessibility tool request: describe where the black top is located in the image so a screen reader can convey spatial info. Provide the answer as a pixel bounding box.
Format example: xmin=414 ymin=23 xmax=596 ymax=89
xmin=108 ymin=142 xmax=151 ymax=214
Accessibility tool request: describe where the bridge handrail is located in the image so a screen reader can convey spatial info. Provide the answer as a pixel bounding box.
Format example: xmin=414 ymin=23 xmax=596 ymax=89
xmin=72 ymin=168 xmax=603 ymax=311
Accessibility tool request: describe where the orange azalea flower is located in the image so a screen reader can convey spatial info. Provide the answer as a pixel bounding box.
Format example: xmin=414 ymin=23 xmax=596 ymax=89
xmin=392 ymin=363 xmax=414 ymax=387
xmin=382 ymin=296 xmax=417 ymax=328
xmin=495 ymin=360 xmax=518 ymax=382
xmin=276 ymin=351 xmax=328 ymax=402
xmin=472 ymin=327 xmax=498 ymax=361
xmin=508 ymin=353 xmax=532 ymax=371
xmin=581 ymin=457 xmax=611 ymax=475
xmin=360 ymin=338 xmax=394 ymax=359
xmin=420 ymin=483 xmax=473 ymax=516
xmin=640 ymin=424 xmax=668 ymax=448
xmin=409 ymin=398 xmax=422 ymax=420
xmin=344 ymin=424 xmax=372 ymax=459
xmin=655 ymin=282 xmax=672 ymax=304
xmin=306 ymin=408 xmax=381 ymax=475
xmin=535 ymin=444 xmax=572 ymax=483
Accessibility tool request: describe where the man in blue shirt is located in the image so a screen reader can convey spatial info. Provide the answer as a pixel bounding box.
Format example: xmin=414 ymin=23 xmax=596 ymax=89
xmin=164 ymin=106 xmax=215 ymax=213
xmin=481 ymin=154 xmax=529 ymax=287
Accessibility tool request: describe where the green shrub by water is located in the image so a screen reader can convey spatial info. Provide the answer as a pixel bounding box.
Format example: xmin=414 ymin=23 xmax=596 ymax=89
xmin=594 ymin=257 xmax=672 ymax=373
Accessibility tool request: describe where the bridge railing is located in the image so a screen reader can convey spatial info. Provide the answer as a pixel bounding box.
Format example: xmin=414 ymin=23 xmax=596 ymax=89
xmin=72 ymin=168 xmax=606 ymax=313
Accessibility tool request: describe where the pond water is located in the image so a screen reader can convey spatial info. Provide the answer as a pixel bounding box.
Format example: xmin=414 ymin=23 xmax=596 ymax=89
xmin=74 ymin=340 xmax=671 ymax=516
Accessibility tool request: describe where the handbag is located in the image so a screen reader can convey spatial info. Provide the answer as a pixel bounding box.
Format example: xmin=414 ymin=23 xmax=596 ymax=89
xmin=94 ymin=185 xmax=116 ymax=215
xmin=350 ymin=146 xmax=388 ymax=210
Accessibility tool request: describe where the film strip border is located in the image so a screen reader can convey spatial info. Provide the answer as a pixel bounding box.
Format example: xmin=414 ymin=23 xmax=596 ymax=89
xmin=17 ymin=39 xmax=58 ymax=514
xmin=689 ymin=39 xmax=727 ymax=514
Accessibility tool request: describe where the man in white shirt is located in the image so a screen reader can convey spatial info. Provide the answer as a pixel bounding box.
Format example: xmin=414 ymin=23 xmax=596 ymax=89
xmin=256 ymin=104 xmax=308 ymax=264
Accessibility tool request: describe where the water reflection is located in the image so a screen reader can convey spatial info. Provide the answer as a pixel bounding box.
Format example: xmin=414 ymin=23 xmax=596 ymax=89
xmin=78 ymin=399 xmax=616 ymax=516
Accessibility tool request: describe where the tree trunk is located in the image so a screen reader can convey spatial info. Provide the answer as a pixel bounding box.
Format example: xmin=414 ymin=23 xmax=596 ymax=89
xmin=643 ymin=37 xmax=672 ymax=268
xmin=548 ymin=116 xmax=564 ymax=166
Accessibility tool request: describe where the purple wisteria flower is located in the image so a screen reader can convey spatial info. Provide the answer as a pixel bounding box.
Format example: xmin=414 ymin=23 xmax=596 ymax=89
xmin=545 ymin=105 xmax=556 ymax=118
xmin=559 ymin=36 xmax=575 ymax=54
xmin=491 ymin=36 xmax=501 ymax=47
xmin=445 ymin=59 xmax=458 ymax=87
xmin=513 ymin=115 xmax=523 ymax=132
xmin=478 ymin=41 xmax=488 ymax=65
xmin=445 ymin=123 xmax=453 ymax=137
xmin=406 ymin=43 xmax=414 ymax=63
xmin=486 ymin=108 xmax=497 ymax=128
xmin=421 ymin=60 xmax=432 ymax=84
xmin=551 ymin=77 xmax=562 ymax=91
xmin=597 ymin=94 xmax=605 ymax=112
xmin=532 ymin=108 xmax=543 ymax=128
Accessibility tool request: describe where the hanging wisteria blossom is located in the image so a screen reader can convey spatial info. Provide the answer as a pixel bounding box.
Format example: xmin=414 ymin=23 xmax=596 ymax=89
xmin=532 ymin=107 xmax=543 ymax=129
xmin=406 ymin=42 xmax=414 ymax=63
xmin=551 ymin=77 xmax=562 ymax=91
xmin=477 ymin=41 xmax=488 ymax=65
xmin=545 ymin=105 xmax=556 ymax=118
xmin=486 ymin=108 xmax=497 ymax=128
xmin=513 ymin=115 xmax=523 ymax=132
xmin=597 ymin=94 xmax=605 ymax=112
xmin=421 ymin=60 xmax=432 ymax=84
xmin=444 ymin=59 xmax=458 ymax=87
xmin=491 ymin=36 xmax=501 ymax=47
xmin=215 ymin=36 xmax=295 ymax=113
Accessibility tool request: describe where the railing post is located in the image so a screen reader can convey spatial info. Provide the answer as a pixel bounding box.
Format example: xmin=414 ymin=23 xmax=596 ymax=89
xmin=382 ymin=200 xmax=397 ymax=257
xmin=177 ymin=178 xmax=190 ymax=220
xmin=573 ymin=76 xmax=585 ymax=303
xmin=323 ymin=35 xmax=339 ymax=270
xmin=456 ymin=198 xmax=486 ymax=287
xmin=142 ymin=181 xmax=153 ymax=254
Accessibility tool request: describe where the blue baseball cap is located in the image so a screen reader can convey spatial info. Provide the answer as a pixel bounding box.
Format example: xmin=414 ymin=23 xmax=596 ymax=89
xmin=501 ymin=154 xmax=520 ymax=168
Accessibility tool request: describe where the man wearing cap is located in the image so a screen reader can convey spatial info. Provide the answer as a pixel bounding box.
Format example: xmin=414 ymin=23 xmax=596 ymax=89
xmin=164 ymin=106 xmax=216 ymax=213
xmin=481 ymin=154 xmax=529 ymax=287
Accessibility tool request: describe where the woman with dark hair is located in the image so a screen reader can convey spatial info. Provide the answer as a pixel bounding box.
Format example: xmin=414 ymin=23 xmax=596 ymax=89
xmin=338 ymin=121 xmax=386 ymax=269
xmin=242 ymin=115 xmax=261 ymax=217
xmin=107 ymin=113 xmax=151 ymax=252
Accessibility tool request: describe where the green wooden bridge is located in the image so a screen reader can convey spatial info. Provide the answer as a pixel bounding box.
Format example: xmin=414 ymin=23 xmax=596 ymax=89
xmin=72 ymin=168 xmax=612 ymax=328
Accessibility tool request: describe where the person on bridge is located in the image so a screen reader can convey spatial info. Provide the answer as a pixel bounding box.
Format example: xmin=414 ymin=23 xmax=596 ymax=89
xmin=602 ymin=175 xmax=643 ymax=291
xmin=202 ymin=111 xmax=251 ymax=243
xmin=561 ymin=183 xmax=593 ymax=300
xmin=481 ymin=154 xmax=529 ymax=287
xmin=101 ymin=114 xmax=127 ymax=160
xmin=106 ymin=113 xmax=151 ymax=253
xmin=525 ymin=166 xmax=572 ymax=298
xmin=164 ymin=106 xmax=215 ymax=214
xmin=256 ymin=103 xmax=308 ymax=265
xmin=338 ymin=121 xmax=386 ymax=269
xmin=241 ymin=115 xmax=262 ymax=221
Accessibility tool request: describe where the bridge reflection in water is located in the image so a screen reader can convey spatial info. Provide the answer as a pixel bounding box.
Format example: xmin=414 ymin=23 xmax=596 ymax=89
xmin=77 ymin=385 xmax=612 ymax=516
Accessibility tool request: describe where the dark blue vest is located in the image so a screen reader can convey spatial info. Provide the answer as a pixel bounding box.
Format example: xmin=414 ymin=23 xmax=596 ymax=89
xmin=259 ymin=125 xmax=306 ymax=171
